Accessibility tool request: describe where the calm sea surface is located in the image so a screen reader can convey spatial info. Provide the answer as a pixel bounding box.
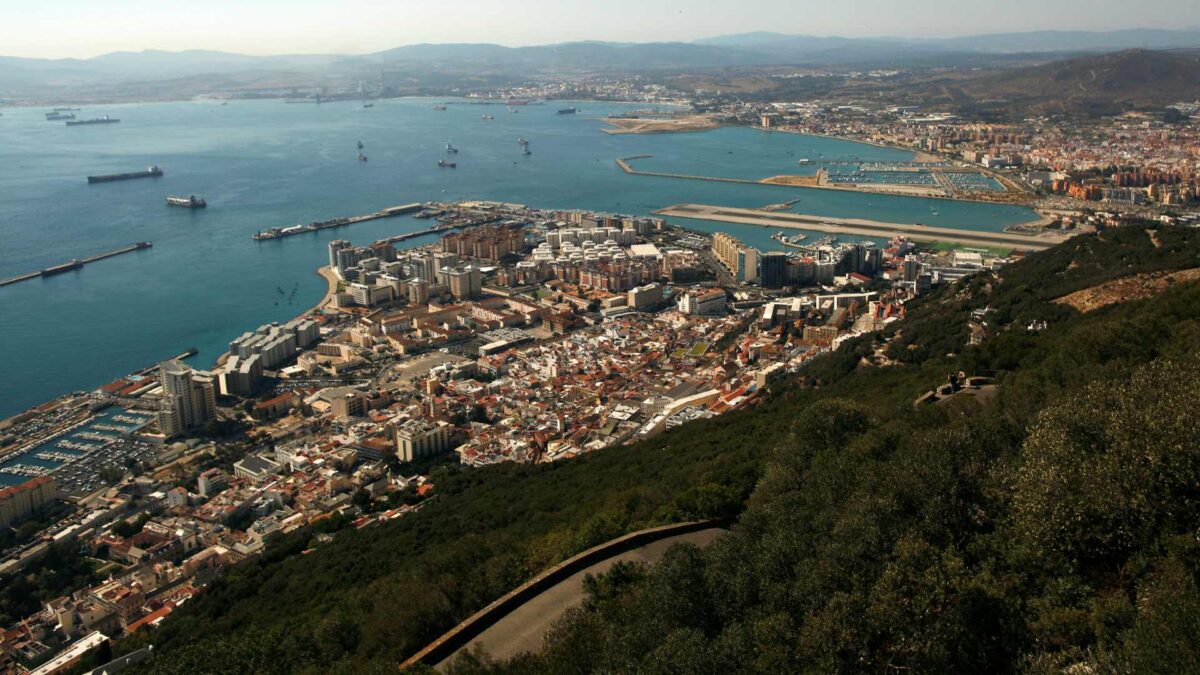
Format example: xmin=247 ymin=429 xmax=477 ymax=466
xmin=0 ymin=99 xmax=1039 ymax=418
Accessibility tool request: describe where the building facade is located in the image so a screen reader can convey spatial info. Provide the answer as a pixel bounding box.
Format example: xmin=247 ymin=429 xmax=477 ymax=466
xmin=0 ymin=476 xmax=59 ymax=528
xmin=157 ymin=360 xmax=216 ymax=437
xmin=711 ymin=232 xmax=760 ymax=283
xmin=394 ymin=419 xmax=452 ymax=462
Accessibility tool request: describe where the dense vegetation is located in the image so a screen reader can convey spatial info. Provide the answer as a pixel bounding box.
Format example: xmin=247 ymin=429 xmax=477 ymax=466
xmin=125 ymin=397 xmax=766 ymax=673
xmin=130 ymin=226 xmax=1200 ymax=673
xmin=0 ymin=542 xmax=99 ymax=628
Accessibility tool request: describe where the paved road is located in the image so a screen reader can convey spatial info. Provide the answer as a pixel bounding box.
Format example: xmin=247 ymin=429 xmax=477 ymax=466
xmin=658 ymin=203 xmax=1067 ymax=251
xmin=435 ymin=527 xmax=727 ymax=669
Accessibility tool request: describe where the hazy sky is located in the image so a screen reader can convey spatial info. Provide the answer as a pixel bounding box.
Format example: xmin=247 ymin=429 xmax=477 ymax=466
xmin=1 ymin=0 xmax=1195 ymax=59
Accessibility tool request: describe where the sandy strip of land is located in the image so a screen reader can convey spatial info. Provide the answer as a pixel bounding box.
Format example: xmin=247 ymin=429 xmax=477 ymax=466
xmin=760 ymin=175 xmax=823 ymax=187
xmin=603 ymin=115 xmax=720 ymax=135
xmin=656 ymin=203 xmax=1069 ymax=251
xmin=310 ymin=266 xmax=341 ymax=314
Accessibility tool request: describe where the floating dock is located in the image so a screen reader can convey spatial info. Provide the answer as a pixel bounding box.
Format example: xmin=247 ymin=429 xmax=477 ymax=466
xmin=252 ymin=203 xmax=423 ymax=240
xmin=0 ymin=242 xmax=153 ymax=288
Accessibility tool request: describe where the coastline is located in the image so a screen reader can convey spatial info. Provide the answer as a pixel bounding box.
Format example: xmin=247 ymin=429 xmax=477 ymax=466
xmin=1 ymin=94 xmax=683 ymax=111
xmin=764 ymin=126 xmax=1032 ymax=196
xmin=616 ymin=156 xmax=1045 ymax=219
xmin=0 ymin=102 xmax=1046 ymax=420
xmin=311 ymin=266 xmax=341 ymax=315
xmin=762 ymin=126 xmax=943 ymax=163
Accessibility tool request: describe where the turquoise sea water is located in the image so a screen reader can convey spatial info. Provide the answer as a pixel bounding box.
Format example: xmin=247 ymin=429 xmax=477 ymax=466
xmin=0 ymin=99 xmax=1038 ymax=418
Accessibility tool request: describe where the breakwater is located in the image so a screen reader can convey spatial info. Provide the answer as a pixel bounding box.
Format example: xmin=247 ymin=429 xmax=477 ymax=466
xmin=0 ymin=242 xmax=153 ymax=289
xmin=252 ymin=203 xmax=424 ymax=240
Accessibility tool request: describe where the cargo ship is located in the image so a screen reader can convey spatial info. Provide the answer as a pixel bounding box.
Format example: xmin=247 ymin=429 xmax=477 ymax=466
xmin=53 ymin=107 xmax=81 ymax=112
xmin=45 ymin=113 xmax=76 ymax=121
xmin=87 ymin=166 xmax=164 ymax=184
xmin=166 ymin=195 xmax=206 ymax=208
xmin=557 ymin=107 xmax=578 ymax=115
xmin=41 ymin=260 xmax=83 ymax=277
xmin=67 ymin=116 xmax=120 ymax=126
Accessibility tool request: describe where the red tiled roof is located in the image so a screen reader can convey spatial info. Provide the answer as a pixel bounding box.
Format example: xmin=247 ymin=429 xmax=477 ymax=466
xmin=126 ymin=602 xmax=176 ymax=633
xmin=0 ymin=475 xmax=52 ymax=501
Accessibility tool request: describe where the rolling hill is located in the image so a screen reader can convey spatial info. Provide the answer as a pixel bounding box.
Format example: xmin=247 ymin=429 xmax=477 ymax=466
xmin=933 ymin=48 xmax=1200 ymax=115
xmin=698 ymin=28 xmax=1200 ymax=56
xmin=3 ymin=28 xmax=1200 ymax=104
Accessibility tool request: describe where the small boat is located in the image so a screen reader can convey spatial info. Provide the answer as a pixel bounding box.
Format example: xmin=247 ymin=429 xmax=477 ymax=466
xmin=357 ymin=140 xmax=364 ymax=150
xmin=363 ymin=103 xmax=374 ymax=108
xmin=523 ymin=148 xmax=531 ymax=155
xmin=445 ymin=143 xmax=458 ymax=154
xmin=433 ymin=104 xmax=447 ymax=111
xmin=438 ymin=160 xmax=457 ymax=168
xmin=358 ymin=153 xmax=368 ymax=162
xmin=481 ymin=114 xmax=494 ymax=120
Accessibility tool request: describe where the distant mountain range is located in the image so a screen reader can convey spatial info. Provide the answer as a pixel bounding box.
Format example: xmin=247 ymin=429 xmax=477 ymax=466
xmin=1 ymin=28 xmax=1199 ymax=103
xmin=696 ymin=28 xmax=1200 ymax=58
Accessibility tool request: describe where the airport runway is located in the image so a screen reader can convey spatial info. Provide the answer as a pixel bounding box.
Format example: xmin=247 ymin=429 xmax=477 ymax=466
xmin=656 ymin=203 xmax=1068 ymax=251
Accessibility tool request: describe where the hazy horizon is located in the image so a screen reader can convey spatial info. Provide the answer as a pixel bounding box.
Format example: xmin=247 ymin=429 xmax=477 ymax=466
xmin=1 ymin=0 xmax=1197 ymax=60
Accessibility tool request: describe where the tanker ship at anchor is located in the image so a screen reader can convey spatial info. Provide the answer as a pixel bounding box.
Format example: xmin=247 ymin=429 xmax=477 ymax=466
xmin=87 ymin=166 xmax=164 ymax=184
xmin=66 ymin=116 xmax=120 ymax=126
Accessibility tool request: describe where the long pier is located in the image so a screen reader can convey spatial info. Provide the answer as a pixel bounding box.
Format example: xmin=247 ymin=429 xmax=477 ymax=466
xmin=656 ymin=204 xmax=1070 ymax=252
xmin=616 ymin=157 xmax=764 ymax=186
xmin=252 ymin=203 xmax=424 ymax=241
xmin=0 ymin=242 xmax=153 ymax=289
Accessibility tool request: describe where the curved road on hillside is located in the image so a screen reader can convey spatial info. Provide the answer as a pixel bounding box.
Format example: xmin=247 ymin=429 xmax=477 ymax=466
xmin=434 ymin=527 xmax=727 ymax=669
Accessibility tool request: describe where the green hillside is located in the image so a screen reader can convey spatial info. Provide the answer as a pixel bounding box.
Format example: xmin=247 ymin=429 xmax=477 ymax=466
xmin=123 ymin=226 xmax=1200 ymax=674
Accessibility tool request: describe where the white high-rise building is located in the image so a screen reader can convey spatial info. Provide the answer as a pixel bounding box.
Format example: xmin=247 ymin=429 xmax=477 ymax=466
xmin=328 ymin=240 xmax=352 ymax=270
xmin=158 ymin=360 xmax=216 ymax=437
